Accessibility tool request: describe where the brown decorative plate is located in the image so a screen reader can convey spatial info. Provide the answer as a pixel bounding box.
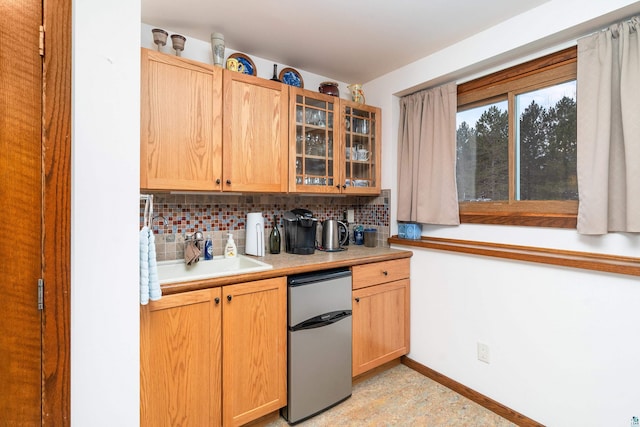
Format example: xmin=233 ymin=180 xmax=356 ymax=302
xmin=279 ymin=67 xmax=304 ymax=88
xmin=227 ymin=52 xmax=256 ymax=76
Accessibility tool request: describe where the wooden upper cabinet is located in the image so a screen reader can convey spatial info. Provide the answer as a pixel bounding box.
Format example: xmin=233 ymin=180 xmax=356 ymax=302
xmin=140 ymin=49 xmax=382 ymax=195
xmin=288 ymin=87 xmax=341 ymax=194
xmin=140 ymin=48 xmax=223 ymax=191
xmin=287 ymin=91 xmax=382 ymax=195
xmin=223 ymin=70 xmax=289 ymax=193
xmin=341 ymin=100 xmax=381 ymax=195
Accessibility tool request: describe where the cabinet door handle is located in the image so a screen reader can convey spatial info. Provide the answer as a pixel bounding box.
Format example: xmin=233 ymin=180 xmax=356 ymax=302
xmin=383 ymin=270 xmax=388 ymax=276
xmin=355 ymin=297 xmax=360 ymax=303
xmin=214 ymin=297 xmax=220 ymax=304
xmin=336 ymin=185 xmax=341 ymax=189
xmin=342 ymin=184 xmax=347 ymax=189
xmin=216 ymin=178 xmax=221 ymax=185
xmin=226 ymin=179 xmax=231 ymax=185
xmin=227 ymin=295 xmax=232 ymax=302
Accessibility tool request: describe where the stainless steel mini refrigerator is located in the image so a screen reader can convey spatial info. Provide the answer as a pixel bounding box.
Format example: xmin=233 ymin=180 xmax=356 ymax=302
xmin=282 ymin=268 xmax=352 ymax=424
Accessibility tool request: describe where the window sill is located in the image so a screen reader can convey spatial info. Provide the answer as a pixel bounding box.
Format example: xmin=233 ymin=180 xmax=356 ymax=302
xmin=459 ymin=211 xmax=577 ymax=228
xmin=388 ymin=236 xmax=640 ymax=277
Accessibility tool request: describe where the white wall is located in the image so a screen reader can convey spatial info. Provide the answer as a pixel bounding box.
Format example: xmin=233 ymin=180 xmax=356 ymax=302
xmin=366 ymin=0 xmax=640 ymax=425
xmin=72 ymin=0 xmax=141 ymax=425
xmin=140 ymin=23 xmax=351 ymax=100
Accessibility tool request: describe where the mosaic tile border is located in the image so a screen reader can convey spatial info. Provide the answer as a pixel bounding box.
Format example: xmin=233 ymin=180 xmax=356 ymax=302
xmin=141 ymin=190 xmax=391 ymax=261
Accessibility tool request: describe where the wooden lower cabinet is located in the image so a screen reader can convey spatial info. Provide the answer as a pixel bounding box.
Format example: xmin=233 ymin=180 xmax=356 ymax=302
xmin=352 ymin=263 xmax=410 ymax=377
xmin=141 ymin=277 xmax=287 ymax=427
xmin=222 ymin=277 xmax=287 ymax=426
xmin=140 ymin=288 xmax=222 ymax=426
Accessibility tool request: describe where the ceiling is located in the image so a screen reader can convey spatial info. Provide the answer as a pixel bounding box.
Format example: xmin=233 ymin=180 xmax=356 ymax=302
xmin=142 ymin=0 xmax=550 ymax=83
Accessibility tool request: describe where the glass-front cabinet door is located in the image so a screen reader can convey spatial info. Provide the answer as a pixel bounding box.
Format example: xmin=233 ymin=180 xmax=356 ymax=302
xmin=342 ymin=101 xmax=381 ymax=194
xmin=289 ymin=90 xmax=381 ymax=195
xmin=289 ymin=88 xmax=340 ymax=193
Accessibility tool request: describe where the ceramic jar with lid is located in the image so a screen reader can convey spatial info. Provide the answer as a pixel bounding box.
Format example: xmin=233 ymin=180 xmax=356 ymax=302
xmin=319 ymin=81 xmax=339 ymax=97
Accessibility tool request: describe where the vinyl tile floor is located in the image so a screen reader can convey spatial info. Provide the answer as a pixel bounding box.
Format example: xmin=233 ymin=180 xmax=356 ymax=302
xmin=266 ymin=363 xmax=517 ymax=427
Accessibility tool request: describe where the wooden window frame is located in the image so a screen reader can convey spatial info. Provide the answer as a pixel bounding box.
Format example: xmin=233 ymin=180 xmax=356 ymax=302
xmin=457 ymin=47 xmax=577 ymax=228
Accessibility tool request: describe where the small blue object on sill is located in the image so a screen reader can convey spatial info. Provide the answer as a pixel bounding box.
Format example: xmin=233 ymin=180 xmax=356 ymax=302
xmin=398 ymin=222 xmax=422 ymax=240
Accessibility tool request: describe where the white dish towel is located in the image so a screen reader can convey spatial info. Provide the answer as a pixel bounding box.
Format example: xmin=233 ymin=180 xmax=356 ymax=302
xmin=140 ymin=226 xmax=161 ymax=305
xmin=148 ymin=229 xmax=161 ymax=301
xmin=139 ymin=226 xmax=150 ymax=305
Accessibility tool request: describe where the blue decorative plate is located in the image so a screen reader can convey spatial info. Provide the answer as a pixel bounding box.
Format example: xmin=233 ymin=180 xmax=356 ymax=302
xmin=279 ymin=67 xmax=304 ymax=88
xmin=228 ymin=53 xmax=256 ymax=76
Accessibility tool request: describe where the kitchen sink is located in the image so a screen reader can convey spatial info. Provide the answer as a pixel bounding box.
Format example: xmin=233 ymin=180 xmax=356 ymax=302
xmin=156 ymin=255 xmax=273 ymax=284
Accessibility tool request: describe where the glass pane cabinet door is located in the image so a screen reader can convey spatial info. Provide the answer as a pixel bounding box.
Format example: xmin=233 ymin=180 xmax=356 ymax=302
xmin=343 ymin=102 xmax=380 ymax=194
xmin=290 ymin=90 xmax=338 ymax=193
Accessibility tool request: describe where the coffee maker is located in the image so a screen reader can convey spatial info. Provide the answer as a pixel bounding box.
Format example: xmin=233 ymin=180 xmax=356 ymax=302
xmin=283 ymin=208 xmax=318 ymax=255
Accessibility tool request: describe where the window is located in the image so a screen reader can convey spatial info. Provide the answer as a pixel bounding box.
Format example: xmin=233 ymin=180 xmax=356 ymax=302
xmin=456 ymin=47 xmax=578 ymax=228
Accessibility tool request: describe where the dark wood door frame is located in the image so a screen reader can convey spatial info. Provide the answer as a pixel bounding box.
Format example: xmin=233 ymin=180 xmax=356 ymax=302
xmin=42 ymin=0 xmax=71 ymax=424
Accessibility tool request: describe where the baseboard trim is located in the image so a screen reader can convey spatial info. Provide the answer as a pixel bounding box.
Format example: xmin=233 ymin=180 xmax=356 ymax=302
xmin=401 ymin=356 xmax=544 ymax=427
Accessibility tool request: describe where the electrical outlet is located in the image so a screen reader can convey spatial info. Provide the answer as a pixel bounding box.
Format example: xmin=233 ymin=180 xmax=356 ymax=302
xmin=477 ymin=342 xmax=490 ymax=364
xmin=347 ymin=209 xmax=355 ymax=223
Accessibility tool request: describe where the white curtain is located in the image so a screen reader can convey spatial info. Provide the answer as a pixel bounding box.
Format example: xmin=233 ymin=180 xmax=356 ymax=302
xmin=577 ymin=17 xmax=640 ymax=234
xmin=397 ymin=82 xmax=459 ymax=225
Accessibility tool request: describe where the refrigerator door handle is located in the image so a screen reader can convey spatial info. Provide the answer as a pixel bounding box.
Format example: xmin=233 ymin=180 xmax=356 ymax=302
xmin=290 ymin=310 xmax=352 ymax=332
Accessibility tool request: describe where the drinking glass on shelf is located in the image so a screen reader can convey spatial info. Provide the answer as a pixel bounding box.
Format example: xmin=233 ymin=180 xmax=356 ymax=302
xmin=361 ymin=120 xmax=368 ymax=134
xmin=311 ymin=110 xmax=320 ymax=125
xmin=305 ymin=133 xmax=313 ymax=154
xmin=352 ymin=119 xmax=361 ymax=133
xmin=296 ymin=134 xmax=303 ymax=153
xmin=316 ymin=135 xmax=325 ymax=156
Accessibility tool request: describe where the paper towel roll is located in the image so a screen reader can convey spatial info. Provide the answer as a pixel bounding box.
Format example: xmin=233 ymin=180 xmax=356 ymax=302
xmin=245 ymin=212 xmax=265 ymax=256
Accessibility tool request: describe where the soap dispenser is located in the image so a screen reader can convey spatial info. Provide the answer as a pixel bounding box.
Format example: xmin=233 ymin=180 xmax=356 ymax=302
xmin=204 ymin=234 xmax=213 ymax=260
xmin=224 ymin=233 xmax=237 ymax=258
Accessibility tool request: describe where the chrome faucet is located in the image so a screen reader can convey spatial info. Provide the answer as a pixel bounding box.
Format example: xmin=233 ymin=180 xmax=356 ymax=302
xmin=185 ymin=231 xmax=205 ymax=249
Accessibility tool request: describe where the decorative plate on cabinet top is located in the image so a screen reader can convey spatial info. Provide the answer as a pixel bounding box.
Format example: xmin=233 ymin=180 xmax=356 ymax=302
xmin=227 ymin=52 xmax=256 ymax=76
xmin=279 ymin=67 xmax=304 ymax=88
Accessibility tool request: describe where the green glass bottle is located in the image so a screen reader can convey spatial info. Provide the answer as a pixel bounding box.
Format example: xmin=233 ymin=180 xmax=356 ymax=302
xmin=269 ymin=215 xmax=281 ymax=254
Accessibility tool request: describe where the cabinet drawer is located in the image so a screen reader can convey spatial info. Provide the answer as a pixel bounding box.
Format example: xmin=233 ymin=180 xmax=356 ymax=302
xmin=352 ymin=258 xmax=410 ymax=290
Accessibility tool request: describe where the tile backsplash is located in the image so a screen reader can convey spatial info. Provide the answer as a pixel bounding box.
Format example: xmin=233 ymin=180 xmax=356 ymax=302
xmin=141 ymin=190 xmax=391 ymax=261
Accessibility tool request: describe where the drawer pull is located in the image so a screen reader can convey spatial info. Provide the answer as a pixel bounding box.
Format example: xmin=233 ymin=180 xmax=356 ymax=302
xmin=383 ymin=270 xmax=388 ymax=276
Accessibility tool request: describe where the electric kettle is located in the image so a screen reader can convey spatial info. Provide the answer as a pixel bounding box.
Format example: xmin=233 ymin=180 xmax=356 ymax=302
xmin=321 ymin=220 xmax=348 ymax=251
